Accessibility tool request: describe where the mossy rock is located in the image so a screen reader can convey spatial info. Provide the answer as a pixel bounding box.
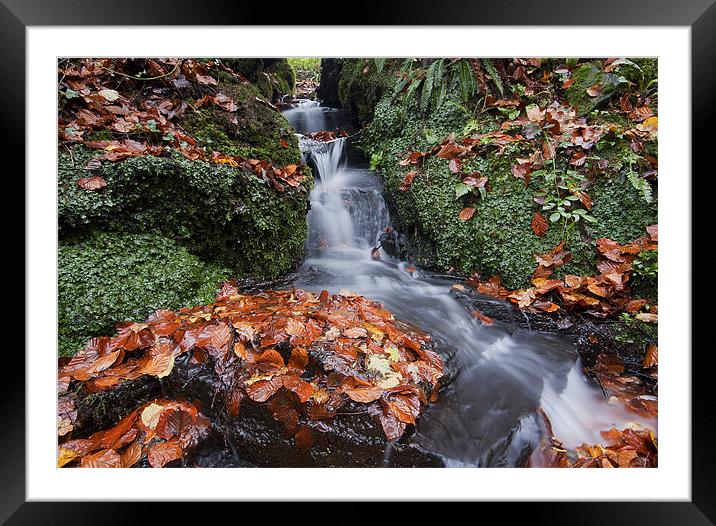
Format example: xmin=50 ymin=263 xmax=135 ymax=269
xmin=337 ymin=59 xmax=393 ymax=126
xmin=565 ymin=61 xmax=630 ymax=115
xmin=58 ymin=146 xmax=311 ymax=278
xmin=357 ymin=74 xmax=657 ymax=289
xmin=181 ymin=80 xmax=300 ymax=166
xmin=58 ymin=232 xmax=230 ymax=357
xmin=608 ymin=313 xmax=658 ymax=366
xmin=219 ymin=58 xmax=295 ymax=100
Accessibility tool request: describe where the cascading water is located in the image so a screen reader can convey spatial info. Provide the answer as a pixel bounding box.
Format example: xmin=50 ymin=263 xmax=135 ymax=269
xmin=284 ymin=100 xmax=650 ymax=467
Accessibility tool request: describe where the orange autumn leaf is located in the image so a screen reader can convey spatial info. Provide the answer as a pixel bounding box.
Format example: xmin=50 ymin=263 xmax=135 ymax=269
xmin=458 ymin=207 xmax=475 ymax=221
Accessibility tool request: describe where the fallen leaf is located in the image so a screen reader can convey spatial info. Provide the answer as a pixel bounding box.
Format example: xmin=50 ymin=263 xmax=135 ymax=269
xmin=531 ymin=212 xmax=549 ymax=237
xmin=458 ymin=207 xmax=476 ymax=221
xmin=76 ymin=176 xmax=107 ymax=191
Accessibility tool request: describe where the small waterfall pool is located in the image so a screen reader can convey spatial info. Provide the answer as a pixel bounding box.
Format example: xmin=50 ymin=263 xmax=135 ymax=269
xmin=283 ymin=99 xmax=650 ymax=467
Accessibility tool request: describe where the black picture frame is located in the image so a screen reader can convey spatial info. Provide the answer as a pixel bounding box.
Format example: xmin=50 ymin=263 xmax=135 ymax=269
xmin=6 ymin=0 xmax=708 ymax=521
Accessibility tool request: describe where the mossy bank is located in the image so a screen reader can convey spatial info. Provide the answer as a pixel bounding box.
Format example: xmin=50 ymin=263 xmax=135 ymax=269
xmin=329 ymin=58 xmax=657 ymax=290
xmin=58 ymin=59 xmax=309 ymax=356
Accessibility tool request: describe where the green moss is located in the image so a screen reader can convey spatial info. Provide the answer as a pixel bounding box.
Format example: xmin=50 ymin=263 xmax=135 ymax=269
xmin=220 ymin=59 xmax=295 ymax=99
xmin=338 ymin=59 xmax=392 ymax=125
xmin=58 ymin=232 xmax=230 ymax=357
xmin=58 ymin=146 xmax=310 ymax=278
xmin=356 ymin=68 xmax=658 ymax=289
xmin=565 ymin=61 xmax=629 ymax=115
xmin=181 ymin=81 xmax=300 ymax=166
xmin=611 ymin=313 xmax=658 ymax=364
xmin=587 ymin=176 xmax=657 ymax=243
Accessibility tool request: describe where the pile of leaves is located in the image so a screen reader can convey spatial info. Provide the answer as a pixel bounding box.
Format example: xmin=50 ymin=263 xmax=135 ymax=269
xmin=58 ymin=399 xmax=210 ymax=468
xmin=533 ymin=409 xmax=657 ymax=468
xmin=465 ymin=224 xmax=658 ymax=319
xmin=58 ymin=283 xmax=445 ymax=466
xmin=59 ymin=58 xmax=306 ymax=192
xmin=305 ymin=130 xmax=349 ymax=142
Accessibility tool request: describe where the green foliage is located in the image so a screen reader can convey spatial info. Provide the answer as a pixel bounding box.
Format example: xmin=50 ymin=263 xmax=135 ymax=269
xmin=221 ymin=59 xmax=295 ymax=99
xmin=288 ymin=58 xmax=321 ymax=83
xmin=611 ymin=312 xmax=658 ymax=363
xmin=337 ymin=59 xmax=391 ymax=125
xmin=586 ymin=177 xmax=657 ymax=243
xmin=356 ymin=60 xmax=657 ymax=289
xmin=288 ymin=58 xmax=321 ymax=72
xmin=481 ymin=58 xmax=504 ymax=97
xmin=531 ymin=167 xmax=598 ymax=242
xmin=631 ymin=249 xmax=658 ymax=302
xmin=58 ymin=232 xmax=230 ymax=356
xmin=360 ymin=97 xmax=595 ymax=287
xmin=58 ymin=146 xmax=310 ymax=278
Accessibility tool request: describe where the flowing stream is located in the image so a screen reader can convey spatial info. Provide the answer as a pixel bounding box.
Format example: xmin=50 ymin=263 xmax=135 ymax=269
xmin=284 ymin=100 xmax=645 ymax=467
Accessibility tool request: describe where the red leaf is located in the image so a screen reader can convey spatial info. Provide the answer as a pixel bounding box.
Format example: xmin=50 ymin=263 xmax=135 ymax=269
xmin=398 ymin=171 xmax=418 ymax=192
xmin=531 ymin=212 xmax=549 ymax=237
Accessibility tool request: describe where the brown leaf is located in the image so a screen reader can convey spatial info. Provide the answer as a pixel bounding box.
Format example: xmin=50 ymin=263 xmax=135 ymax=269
xmin=458 ymin=207 xmax=475 ymax=221
xmin=576 ymin=191 xmax=593 ymax=210
xmin=471 ymin=310 xmax=494 ymax=326
xmin=76 ymin=176 xmax=107 ymax=191
xmin=448 ymin=158 xmax=462 ymax=173
xmin=398 ymin=170 xmax=418 ymax=192
xmin=80 ymin=448 xmax=121 ymax=468
xmin=643 ymin=344 xmax=658 ymax=368
xmin=294 ymin=425 xmax=314 ymax=451
xmin=344 ymin=386 xmax=384 ymax=403
xmin=531 ymin=212 xmax=549 ymax=237
xmin=147 ymin=438 xmax=183 ymax=468
xmin=120 ymin=441 xmax=143 ymax=468
xmin=586 ymin=83 xmax=603 ymax=97
xmin=155 ymin=408 xmax=195 ymax=440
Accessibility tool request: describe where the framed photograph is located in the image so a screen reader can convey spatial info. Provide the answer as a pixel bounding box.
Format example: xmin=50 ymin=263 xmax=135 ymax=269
xmin=9 ymin=0 xmax=708 ymax=520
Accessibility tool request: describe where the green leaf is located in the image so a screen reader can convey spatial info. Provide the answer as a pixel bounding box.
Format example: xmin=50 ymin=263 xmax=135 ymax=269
xmin=549 ymin=212 xmax=561 ymax=222
xmin=482 ymin=58 xmax=504 ymax=97
xmin=454 ymin=182 xmax=472 ymax=199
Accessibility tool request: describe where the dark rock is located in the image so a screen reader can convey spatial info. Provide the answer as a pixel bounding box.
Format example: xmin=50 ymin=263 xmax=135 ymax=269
xmin=317 ymin=58 xmax=343 ymax=108
xmin=163 ymin=353 xmax=448 ymax=467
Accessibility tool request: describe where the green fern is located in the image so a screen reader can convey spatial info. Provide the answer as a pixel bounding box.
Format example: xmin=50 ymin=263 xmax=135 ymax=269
xmin=627 ymin=170 xmax=654 ymax=203
xmin=455 ymin=59 xmax=477 ymax=102
xmin=373 ymin=58 xmax=387 ymax=74
xmin=482 ymin=58 xmax=504 ymax=97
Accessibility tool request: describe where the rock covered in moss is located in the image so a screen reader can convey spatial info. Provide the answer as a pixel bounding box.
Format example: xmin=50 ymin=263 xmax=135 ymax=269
xmin=317 ymin=58 xmax=343 ymax=107
xmin=59 ymin=147 xmax=311 ymax=277
xmin=181 ymin=80 xmax=300 ymax=165
xmin=219 ymin=58 xmax=295 ymax=100
xmin=337 ymin=59 xmax=391 ymax=126
xmin=58 ymin=232 xmax=230 ymax=356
